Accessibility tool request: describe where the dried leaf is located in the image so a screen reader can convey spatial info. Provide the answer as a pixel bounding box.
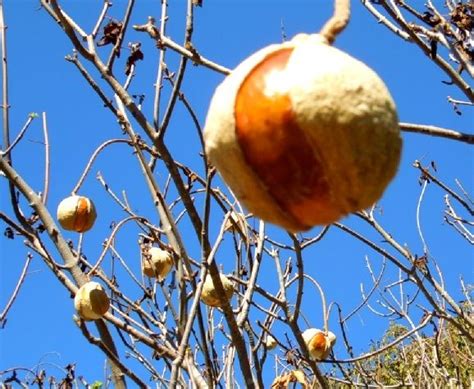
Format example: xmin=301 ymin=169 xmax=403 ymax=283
xmin=430 ymin=40 xmax=437 ymax=59
xmin=4 ymin=227 xmax=14 ymax=239
xmin=125 ymin=43 xmax=144 ymax=75
xmin=450 ymin=4 xmax=474 ymax=31
xmin=97 ymin=20 xmax=123 ymax=50
xmin=271 ymin=373 xmax=292 ymax=388
xmin=271 ymin=370 xmax=309 ymax=388
xmin=421 ymin=11 xmax=440 ymax=27
xmin=292 ymin=370 xmax=308 ymax=386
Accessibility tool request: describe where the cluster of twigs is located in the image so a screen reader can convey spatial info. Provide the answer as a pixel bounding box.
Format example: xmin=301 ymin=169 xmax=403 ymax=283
xmin=0 ymin=0 xmax=472 ymax=388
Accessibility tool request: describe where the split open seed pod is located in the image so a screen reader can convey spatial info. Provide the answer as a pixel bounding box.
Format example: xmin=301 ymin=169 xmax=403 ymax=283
xmin=74 ymin=281 xmax=110 ymax=321
xmin=204 ymin=33 xmax=401 ymax=232
xmin=142 ymin=247 xmax=174 ymax=280
xmin=302 ymin=328 xmax=336 ymax=361
xmin=57 ymin=195 xmax=97 ymax=232
xmin=200 ymin=273 xmax=234 ymax=307
xmin=223 ymin=211 xmax=246 ymax=233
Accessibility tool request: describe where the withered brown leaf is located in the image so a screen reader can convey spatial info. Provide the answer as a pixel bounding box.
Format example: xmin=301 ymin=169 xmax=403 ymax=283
xmin=97 ymin=20 xmax=123 ymax=55
xmin=125 ymin=43 xmax=144 ymax=75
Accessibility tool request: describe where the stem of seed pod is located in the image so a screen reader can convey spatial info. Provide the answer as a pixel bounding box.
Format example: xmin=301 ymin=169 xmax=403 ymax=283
xmin=320 ymin=0 xmax=350 ymax=45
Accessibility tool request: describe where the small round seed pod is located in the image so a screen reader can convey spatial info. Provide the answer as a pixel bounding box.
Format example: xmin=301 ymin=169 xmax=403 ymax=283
xmin=302 ymin=328 xmax=336 ymax=361
xmin=74 ymin=281 xmax=110 ymax=321
xmin=265 ymin=334 xmax=278 ymax=350
xmin=57 ymin=195 xmax=97 ymax=232
xmin=200 ymin=273 xmax=234 ymax=307
xmin=204 ymin=33 xmax=401 ymax=232
xmin=142 ymin=247 xmax=174 ymax=280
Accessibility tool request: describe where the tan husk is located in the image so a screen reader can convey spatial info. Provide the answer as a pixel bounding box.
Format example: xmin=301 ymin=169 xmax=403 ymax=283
xmin=204 ymin=33 xmax=401 ymax=232
xmin=142 ymin=247 xmax=174 ymax=280
xmin=265 ymin=334 xmax=278 ymax=350
xmin=74 ymin=281 xmax=110 ymax=321
xmin=223 ymin=211 xmax=246 ymax=233
xmin=57 ymin=195 xmax=97 ymax=232
xmin=302 ymin=328 xmax=337 ymax=361
xmin=200 ymin=273 xmax=234 ymax=307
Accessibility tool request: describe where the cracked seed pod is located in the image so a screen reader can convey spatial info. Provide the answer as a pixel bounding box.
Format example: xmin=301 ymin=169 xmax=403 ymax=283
xmin=223 ymin=211 xmax=246 ymax=233
xmin=302 ymin=328 xmax=336 ymax=361
xmin=204 ymin=33 xmax=401 ymax=232
xmin=74 ymin=281 xmax=110 ymax=321
xmin=142 ymin=247 xmax=174 ymax=280
xmin=200 ymin=273 xmax=234 ymax=307
xmin=57 ymin=195 xmax=97 ymax=232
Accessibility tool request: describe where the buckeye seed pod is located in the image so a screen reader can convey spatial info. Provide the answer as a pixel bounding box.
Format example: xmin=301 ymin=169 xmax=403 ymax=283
xmin=265 ymin=334 xmax=278 ymax=350
xmin=204 ymin=33 xmax=402 ymax=232
xmin=302 ymin=328 xmax=336 ymax=361
xmin=223 ymin=211 xmax=246 ymax=233
xmin=57 ymin=195 xmax=97 ymax=233
xmin=142 ymin=247 xmax=174 ymax=280
xmin=200 ymin=273 xmax=234 ymax=308
xmin=74 ymin=281 xmax=110 ymax=321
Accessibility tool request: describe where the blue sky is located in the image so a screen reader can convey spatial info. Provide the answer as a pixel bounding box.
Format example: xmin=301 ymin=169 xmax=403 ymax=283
xmin=1 ymin=0 xmax=473 ymax=385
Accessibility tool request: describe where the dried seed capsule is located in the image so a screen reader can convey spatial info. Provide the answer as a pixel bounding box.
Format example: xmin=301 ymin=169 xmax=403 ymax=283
xmin=200 ymin=273 xmax=234 ymax=307
xmin=74 ymin=281 xmax=110 ymax=321
xmin=142 ymin=247 xmax=174 ymax=281
xmin=204 ymin=34 xmax=401 ymax=232
xmin=57 ymin=195 xmax=97 ymax=232
xmin=302 ymin=328 xmax=336 ymax=360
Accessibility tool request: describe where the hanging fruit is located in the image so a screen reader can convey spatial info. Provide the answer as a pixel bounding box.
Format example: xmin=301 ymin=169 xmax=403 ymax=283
xmin=200 ymin=273 xmax=234 ymax=307
xmin=204 ymin=29 xmax=401 ymax=232
xmin=142 ymin=247 xmax=174 ymax=280
xmin=74 ymin=281 xmax=110 ymax=321
xmin=302 ymin=328 xmax=336 ymax=360
xmin=57 ymin=195 xmax=97 ymax=232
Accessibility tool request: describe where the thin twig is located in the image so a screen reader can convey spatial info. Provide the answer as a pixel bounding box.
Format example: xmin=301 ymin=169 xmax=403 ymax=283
xmin=335 ymin=313 xmax=433 ymax=363
xmin=92 ymin=0 xmax=111 ymax=38
xmin=0 ymin=253 xmax=33 ymax=327
xmin=400 ymin=122 xmax=474 ymax=144
xmin=153 ymin=2 xmax=169 ymax=131
xmin=133 ymin=19 xmax=230 ymax=75
xmin=72 ymin=139 xmax=132 ymax=195
xmin=75 ymin=318 xmax=149 ymax=388
xmin=106 ymin=0 xmax=135 ymax=72
xmin=0 ymin=114 xmax=36 ymax=157
xmin=413 ymin=160 xmax=473 ymax=216
xmin=41 ymin=112 xmax=50 ymax=205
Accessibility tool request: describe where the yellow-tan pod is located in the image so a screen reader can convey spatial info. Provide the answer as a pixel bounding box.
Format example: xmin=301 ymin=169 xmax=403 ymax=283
xmin=204 ymin=33 xmax=401 ymax=232
xmin=57 ymin=195 xmax=97 ymax=232
xmin=74 ymin=281 xmax=110 ymax=321
xmin=142 ymin=247 xmax=174 ymax=281
xmin=200 ymin=273 xmax=234 ymax=307
xmin=302 ymin=328 xmax=336 ymax=361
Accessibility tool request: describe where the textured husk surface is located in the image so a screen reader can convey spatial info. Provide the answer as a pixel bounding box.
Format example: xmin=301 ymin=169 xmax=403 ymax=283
xmin=204 ymin=34 xmax=401 ymax=231
xmin=142 ymin=247 xmax=174 ymax=280
xmin=200 ymin=274 xmax=234 ymax=307
xmin=74 ymin=282 xmax=110 ymax=321
xmin=57 ymin=195 xmax=97 ymax=232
